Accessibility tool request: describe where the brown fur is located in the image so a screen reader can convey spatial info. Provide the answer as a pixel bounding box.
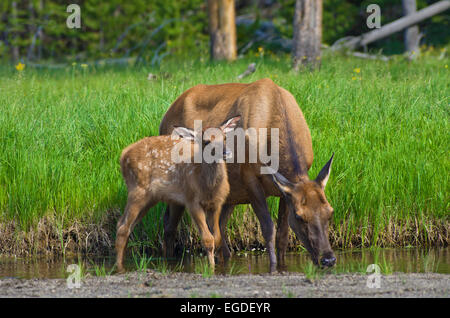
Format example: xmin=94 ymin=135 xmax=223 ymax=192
xmin=115 ymin=134 xmax=230 ymax=272
xmin=160 ymin=79 xmax=336 ymax=271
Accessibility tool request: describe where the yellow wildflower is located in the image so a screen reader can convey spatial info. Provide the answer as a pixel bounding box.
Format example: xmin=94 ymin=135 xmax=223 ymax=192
xmin=72 ymin=62 xmax=77 ymax=66
xmin=352 ymin=76 xmax=357 ymax=80
xmin=445 ymin=64 xmax=448 ymax=69
xmin=81 ymin=63 xmax=88 ymax=68
xmin=15 ymin=62 xmax=25 ymax=71
xmin=258 ymin=47 xmax=264 ymax=53
xmin=353 ymin=68 xmax=361 ymax=73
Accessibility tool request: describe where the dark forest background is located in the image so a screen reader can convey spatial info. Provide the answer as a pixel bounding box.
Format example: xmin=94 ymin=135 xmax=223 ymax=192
xmin=0 ymin=0 xmax=448 ymax=63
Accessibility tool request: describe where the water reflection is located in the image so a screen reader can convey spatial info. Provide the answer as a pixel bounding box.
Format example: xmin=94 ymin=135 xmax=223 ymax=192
xmin=0 ymin=248 xmax=448 ymax=279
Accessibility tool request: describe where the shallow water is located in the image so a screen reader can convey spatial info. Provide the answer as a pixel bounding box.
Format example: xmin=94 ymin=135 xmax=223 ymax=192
xmin=0 ymin=248 xmax=448 ymax=279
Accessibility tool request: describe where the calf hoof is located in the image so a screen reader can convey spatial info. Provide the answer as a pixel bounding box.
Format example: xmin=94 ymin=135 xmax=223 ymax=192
xmin=116 ymin=264 xmax=126 ymax=274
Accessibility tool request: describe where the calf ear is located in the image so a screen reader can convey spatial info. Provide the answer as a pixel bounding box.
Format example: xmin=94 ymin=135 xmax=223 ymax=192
xmin=270 ymin=171 xmax=294 ymax=196
xmin=220 ymin=115 xmax=241 ymax=133
xmin=172 ymin=126 xmax=196 ymax=140
xmin=315 ymin=153 xmax=334 ymax=188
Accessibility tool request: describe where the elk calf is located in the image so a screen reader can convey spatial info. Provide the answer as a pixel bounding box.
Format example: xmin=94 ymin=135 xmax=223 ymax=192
xmin=115 ymin=116 xmax=240 ymax=272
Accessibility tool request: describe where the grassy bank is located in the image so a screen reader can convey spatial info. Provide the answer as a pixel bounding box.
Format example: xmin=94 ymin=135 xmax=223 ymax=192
xmin=0 ymin=52 xmax=448 ymax=255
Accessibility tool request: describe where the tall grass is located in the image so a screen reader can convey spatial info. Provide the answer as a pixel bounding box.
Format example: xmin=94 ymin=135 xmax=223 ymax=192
xmin=0 ymin=52 xmax=448 ymax=254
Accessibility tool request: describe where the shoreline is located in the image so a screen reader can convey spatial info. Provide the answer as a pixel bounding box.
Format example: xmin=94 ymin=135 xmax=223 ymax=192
xmin=1 ymin=271 xmax=448 ymax=298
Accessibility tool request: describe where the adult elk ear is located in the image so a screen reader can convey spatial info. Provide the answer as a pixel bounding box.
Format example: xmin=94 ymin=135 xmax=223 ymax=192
xmin=172 ymin=126 xmax=196 ymax=140
xmin=220 ymin=115 xmax=241 ymax=133
xmin=270 ymin=171 xmax=294 ymax=196
xmin=315 ymin=153 xmax=334 ymax=189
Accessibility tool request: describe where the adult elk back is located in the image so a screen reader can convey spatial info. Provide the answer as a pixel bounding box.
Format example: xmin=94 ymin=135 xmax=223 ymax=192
xmin=160 ymin=78 xmax=336 ymax=272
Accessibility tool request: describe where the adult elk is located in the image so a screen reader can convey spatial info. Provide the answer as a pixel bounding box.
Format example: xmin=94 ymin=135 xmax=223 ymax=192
xmin=116 ymin=116 xmax=240 ymax=272
xmin=159 ymin=79 xmax=336 ymax=272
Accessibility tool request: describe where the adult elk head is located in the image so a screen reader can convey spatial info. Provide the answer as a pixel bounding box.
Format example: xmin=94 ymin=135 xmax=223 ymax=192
xmin=271 ymin=153 xmax=336 ymax=267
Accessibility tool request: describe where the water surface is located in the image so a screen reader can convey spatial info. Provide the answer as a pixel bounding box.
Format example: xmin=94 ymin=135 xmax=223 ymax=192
xmin=0 ymin=248 xmax=448 ymax=279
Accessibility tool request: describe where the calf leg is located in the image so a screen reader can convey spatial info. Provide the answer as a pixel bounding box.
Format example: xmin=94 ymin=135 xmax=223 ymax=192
xmin=116 ymin=187 xmax=154 ymax=272
xmin=276 ymin=197 xmax=289 ymax=269
xmin=219 ymin=204 xmax=235 ymax=261
xmin=206 ymin=205 xmax=222 ymax=263
xmin=188 ymin=203 xmax=215 ymax=268
xmin=162 ymin=203 xmax=184 ymax=258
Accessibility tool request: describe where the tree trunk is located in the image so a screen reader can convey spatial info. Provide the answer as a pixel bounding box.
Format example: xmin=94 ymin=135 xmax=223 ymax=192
xmin=208 ymin=0 xmax=237 ymax=61
xmin=402 ymin=0 xmax=420 ymax=59
xmin=11 ymin=1 xmax=19 ymax=61
xmin=27 ymin=1 xmax=35 ymax=61
xmin=292 ymin=0 xmax=322 ymax=70
xmin=37 ymin=0 xmax=44 ymax=60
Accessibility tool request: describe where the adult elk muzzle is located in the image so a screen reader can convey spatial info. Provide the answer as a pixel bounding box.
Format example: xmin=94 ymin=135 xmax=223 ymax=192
xmin=271 ymin=153 xmax=336 ymax=267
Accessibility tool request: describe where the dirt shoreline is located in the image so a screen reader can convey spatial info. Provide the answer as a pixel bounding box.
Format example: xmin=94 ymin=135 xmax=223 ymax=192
xmin=1 ymin=271 xmax=448 ymax=298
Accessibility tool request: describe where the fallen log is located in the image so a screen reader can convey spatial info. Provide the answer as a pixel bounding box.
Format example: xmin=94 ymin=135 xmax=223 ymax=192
xmin=332 ymin=0 xmax=450 ymax=50
xmin=237 ymin=63 xmax=256 ymax=79
xmin=348 ymin=51 xmax=390 ymax=61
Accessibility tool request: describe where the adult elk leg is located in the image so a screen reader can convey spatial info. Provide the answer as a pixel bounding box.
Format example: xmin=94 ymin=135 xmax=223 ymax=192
xmin=219 ymin=204 xmax=235 ymax=262
xmin=116 ymin=187 xmax=154 ymax=272
xmin=163 ymin=203 xmax=184 ymax=258
xmin=244 ymin=172 xmax=276 ymax=273
xmin=276 ymin=197 xmax=289 ymax=269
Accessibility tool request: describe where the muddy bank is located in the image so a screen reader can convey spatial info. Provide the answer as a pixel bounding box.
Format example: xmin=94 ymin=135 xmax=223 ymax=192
xmin=1 ymin=212 xmax=448 ymax=256
xmin=1 ymin=271 xmax=448 ymax=298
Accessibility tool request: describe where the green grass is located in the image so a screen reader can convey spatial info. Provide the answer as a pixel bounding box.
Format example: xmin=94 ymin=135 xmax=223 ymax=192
xmin=194 ymin=258 xmax=214 ymax=278
xmin=0 ymin=50 xmax=448 ymax=254
xmin=132 ymin=249 xmax=154 ymax=273
xmin=151 ymin=257 xmax=173 ymax=275
xmin=226 ymin=260 xmax=245 ymax=275
xmin=90 ymin=259 xmax=115 ymax=276
xmin=131 ymin=248 xmax=184 ymax=274
xmin=303 ymin=262 xmax=324 ymax=281
xmin=281 ymin=284 xmax=295 ymax=298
